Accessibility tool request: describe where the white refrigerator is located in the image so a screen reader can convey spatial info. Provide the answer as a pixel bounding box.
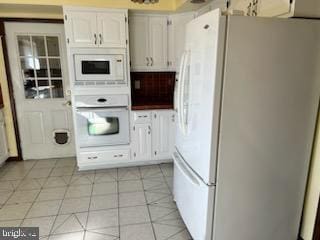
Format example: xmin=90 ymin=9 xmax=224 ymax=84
xmin=173 ymin=9 xmax=320 ymax=240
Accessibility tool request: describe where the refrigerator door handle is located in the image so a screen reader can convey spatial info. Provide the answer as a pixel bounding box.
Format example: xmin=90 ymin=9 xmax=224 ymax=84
xmin=173 ymin=152 xmax=201 ymax=187
xmin=177 ymin=52 xmax=187 ymax=132
xmin=179 ymin=51 xmax=190 ymax=135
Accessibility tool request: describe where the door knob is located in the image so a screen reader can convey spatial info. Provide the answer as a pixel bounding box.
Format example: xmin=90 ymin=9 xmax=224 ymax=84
xmin=63 ymin=100 xmax=72 ymax=107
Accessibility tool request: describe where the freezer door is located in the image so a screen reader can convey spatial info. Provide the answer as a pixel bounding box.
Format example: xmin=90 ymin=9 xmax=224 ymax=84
xmin=213 ymin=17 xmax=320 ymax=240
xmin=175 ymin=10 xmax=226 ymax=185
xmin=173 ymin=151 xmax=215 ymax=240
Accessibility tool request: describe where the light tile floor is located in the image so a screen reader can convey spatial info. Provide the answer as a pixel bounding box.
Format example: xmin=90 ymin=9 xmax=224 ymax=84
xmin=0 ymin=158 xmax=192 ymax=240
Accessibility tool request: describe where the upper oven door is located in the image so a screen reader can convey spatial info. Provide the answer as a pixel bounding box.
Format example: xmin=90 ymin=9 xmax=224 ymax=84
xmin=74 ymin=54 xmax=125 ymax=81
xmin=76 ymin=107 xmax=130 ymax=148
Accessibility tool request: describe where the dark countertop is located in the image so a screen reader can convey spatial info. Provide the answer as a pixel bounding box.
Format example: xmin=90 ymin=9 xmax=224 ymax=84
xmin=132 ymin=104 xmax=174 ymax=110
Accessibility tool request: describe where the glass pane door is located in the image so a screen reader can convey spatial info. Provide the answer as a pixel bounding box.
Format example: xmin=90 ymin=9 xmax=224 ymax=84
xmin=17 ymin=35 xmax=64 ymax=99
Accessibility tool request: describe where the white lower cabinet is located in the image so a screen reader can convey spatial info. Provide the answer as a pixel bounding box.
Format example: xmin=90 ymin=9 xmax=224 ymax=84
xmin=132 ymin=110 xmax=175 ymax=161
xmin=0 ymin=110 xmax=8 ymax=165
xmin=132 ymin=123 xmax=152 ymax=161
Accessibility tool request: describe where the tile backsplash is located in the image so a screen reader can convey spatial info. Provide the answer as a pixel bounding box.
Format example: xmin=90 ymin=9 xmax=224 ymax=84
xmin=131 ymin=72 xmax=176 ymax=109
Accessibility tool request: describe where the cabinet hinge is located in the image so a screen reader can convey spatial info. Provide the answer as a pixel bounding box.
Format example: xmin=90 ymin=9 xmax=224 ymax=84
xmin=125 ymin=16 xmax=128 ymax=22
xmin=126 ymin=39 xmax=128 ymax=45
xmin=167 ymin=61 xmax=171 ymax=67
xmin=67 ymin=38 xmax=70 ymax=44
xmin=64 ymin=15 xmax=67 ymax=21
xmin=167 ymin=20 xmax=172 ymax=26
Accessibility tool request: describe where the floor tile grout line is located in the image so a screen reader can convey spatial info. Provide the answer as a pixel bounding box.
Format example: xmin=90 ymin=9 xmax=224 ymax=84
xmin=82 ymin=169 xmax=96 ymax=240
xmin=138 ymin=166 xmax=157 ymax=240
xmin=47 ymin=161 xmax=75 ymax=236
xmin=0 ymin=160 xmax=38 ymax=209
xmin=20 ymin=159 xmax=58 ymax=229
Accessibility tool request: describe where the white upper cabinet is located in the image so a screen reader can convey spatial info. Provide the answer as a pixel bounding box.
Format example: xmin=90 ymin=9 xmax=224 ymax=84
xmin=129 ymin=15 xmax=149 ymax=70
xmin=129 ymin=14 xmax=168 ymax=71
xmin=230 ymin=0 xmax=320 ymax=18
xmin=64 ymin=11 xmax=97 ymax=47
xmin=257 ymin=0 xmax=292 ymax=17
xmin=148 ymin=17 xmax=168 ymax=70
xmin=97 ymin=12 xmax=127 ymax=48
xmin=64 ymin=7 xmax=128 ymax=48
xmin=168 ymin=12 xmax=195 ymax=71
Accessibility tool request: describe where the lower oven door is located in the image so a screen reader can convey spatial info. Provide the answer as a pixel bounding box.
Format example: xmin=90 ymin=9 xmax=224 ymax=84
xmin=76 ymin=107 xmax=130 ymax=148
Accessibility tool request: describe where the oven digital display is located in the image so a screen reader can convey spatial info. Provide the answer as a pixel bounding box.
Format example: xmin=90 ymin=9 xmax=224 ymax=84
xmin=88 ymin=117 xmax=119 ymax=136
xmin=82 ymin=61 xmax=110 ymax=75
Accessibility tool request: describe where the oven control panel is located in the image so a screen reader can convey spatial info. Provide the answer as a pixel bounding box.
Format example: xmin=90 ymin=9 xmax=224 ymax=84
xmin=74 ymin=95 xmax=129 ymax=108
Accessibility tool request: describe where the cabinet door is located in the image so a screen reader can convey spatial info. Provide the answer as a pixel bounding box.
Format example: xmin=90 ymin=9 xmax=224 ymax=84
xmin=152 ymin=111 xmax=175 ymax=160
xmin=129 ymin=15 xmax=149 ymax=71
xmin=258 ymin=0 xmax=292 ymax=17
xmin=0 ymin=121 xmax=8 ymax=165
xmin=230 ymin=0 xmax=254 ymax=16
xmin=97 ymin=12 xmax=127 ymax=48
xmin=65 ymin=11 xmax=98 ymax=47
xmin=149 ymin=16 xmax=168 ymax=70
xmin=133 ymin=123 xmax=152 ymax=161
xmin=168 ymin=13 xmax=195 ymax=71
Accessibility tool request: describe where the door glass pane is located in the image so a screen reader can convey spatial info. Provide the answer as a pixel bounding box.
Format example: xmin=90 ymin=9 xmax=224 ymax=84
xmin=18 ymin=36 xmax=32 ymax=57
xmin=49 ymin=59 xmax=62 ymax=77
xmin=20 ymin=58 xmax=35 ymax=78
xmin=51 ymin=80 xmax=64 ymax=98
xmin=35 ymin=58 xmax=48 ymax=77
xmin=17 ymin=34 xmax=65 ymax=100
xmin=46 ymin=37 xmax=60 ymax=56
xmin=24 ymin=79 xmax=37 ymax=99
xmin=32 ymin=36 xmax=46 ymax=57
xmin=37 ymin=80 xmax=51 ymax=99
xmin=87 ymin=117 xmax=119 ymax=136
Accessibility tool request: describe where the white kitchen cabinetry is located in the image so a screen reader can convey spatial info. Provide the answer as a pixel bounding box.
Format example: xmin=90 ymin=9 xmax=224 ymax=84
xmin=64 ymin=7 xmax=127 ymax=48
xmin=230 ymin=0 xmax=320 ymax=18
xmin=168 ymin=13 xmax=195 ymax=71
xmin=132 ymin=110 xmax=175 ymax=161
xmin=129 ymin=15 xmax=168 ymax=71
xmin=133 ymin=123 xmax=152 ymax=161
xmin=152 ymin=111 xmax=175 ymax=160
xmin=0 ymin=110 xmax=8 ymax=165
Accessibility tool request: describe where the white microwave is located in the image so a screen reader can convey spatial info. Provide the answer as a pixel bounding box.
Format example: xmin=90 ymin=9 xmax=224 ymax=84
xmin=74 ymin=53 xmax=127 ymax=86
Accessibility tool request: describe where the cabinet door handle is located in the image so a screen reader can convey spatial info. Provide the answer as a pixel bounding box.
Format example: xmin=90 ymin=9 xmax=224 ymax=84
xmin=88 ymin=156 xmax=98 ymax=160
xmin=94 ymin=33 xmax=97 ymax=45
xmin=146 ymin=57 xmax=150 ymax=66
xmin=150 ymin=57 xmax=154 ymax=66
xmin=99 ymin=33 xmax=103 ymax=45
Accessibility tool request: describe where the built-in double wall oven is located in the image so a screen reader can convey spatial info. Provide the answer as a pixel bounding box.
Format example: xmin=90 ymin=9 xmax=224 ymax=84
xmin=75 ymin=95 xmax=130 ymax=148
xmin=72 ymin=48 xmax=127 ymax=87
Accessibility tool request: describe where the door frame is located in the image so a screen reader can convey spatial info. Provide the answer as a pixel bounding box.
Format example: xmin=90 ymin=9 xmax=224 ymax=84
xmin=314 ymin=195 xmax=320 ymax=240
xmin=0 ymin=18 xmax=63 ymax=161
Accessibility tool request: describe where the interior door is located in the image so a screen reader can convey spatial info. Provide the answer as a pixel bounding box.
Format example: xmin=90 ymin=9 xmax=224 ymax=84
xmin=5 ymin=22 xmax=75 ymax=160
xmin=129 ymin=15 xmax=149 ymax=71
xmin=149 ymin=16 xmax=168 ymax=70
xmin=97 ymin=12 xmax=126 ymax=48
xmin=64 ymin=11 xmax=98 ymax=48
